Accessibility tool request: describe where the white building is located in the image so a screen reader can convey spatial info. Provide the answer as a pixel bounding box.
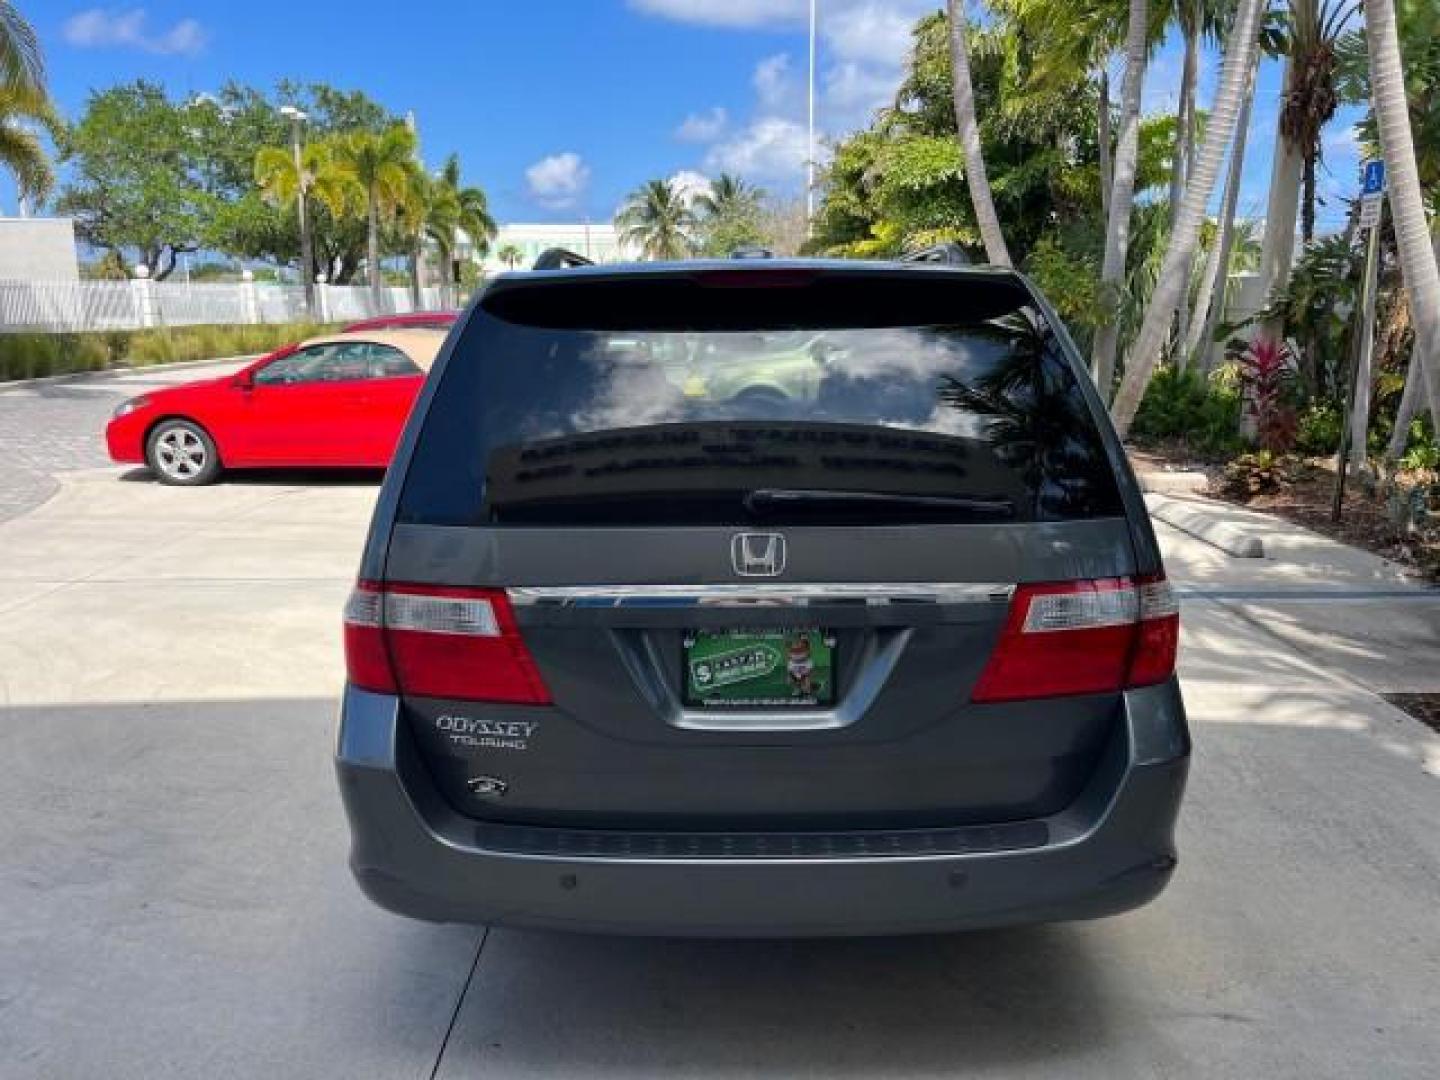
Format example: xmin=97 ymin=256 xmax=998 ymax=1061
xmin=0 ymin=218 xmax=80 ymax=281
xmin=473 ymin=222 xmax=640 ymax=273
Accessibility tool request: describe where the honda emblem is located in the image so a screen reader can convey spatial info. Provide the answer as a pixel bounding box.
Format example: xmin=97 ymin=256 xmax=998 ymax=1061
xmin=731 ymin=533 xmax=786 ymax=577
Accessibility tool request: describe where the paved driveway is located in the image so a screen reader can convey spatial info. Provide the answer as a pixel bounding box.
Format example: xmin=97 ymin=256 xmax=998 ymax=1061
xmin=0 ymin=361 xmax=248 ymax=522
xmin=1 ymin=370 xmax=1438 ymax=1078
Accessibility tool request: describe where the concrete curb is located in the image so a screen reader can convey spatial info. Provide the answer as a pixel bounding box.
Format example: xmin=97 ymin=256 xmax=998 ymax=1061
xmin=1146 ymin=493 xmax=1266 ymax=559
xmin=0 ymin=354 xmax=261 ymax=394
xmin=1135 ymin=468 xmax=1210 ymax=496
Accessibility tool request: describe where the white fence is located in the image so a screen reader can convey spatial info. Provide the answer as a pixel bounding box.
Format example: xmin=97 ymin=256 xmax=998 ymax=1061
xmin=0 ymin=279 xmax=454 ymax=334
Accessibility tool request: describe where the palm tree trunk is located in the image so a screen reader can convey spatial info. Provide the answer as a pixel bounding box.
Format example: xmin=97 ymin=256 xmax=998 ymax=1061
xmin=1111 ymin=0 xmax=1267 ymax=437
xmin=1172 ymin=26 xmax=1201 ymax=366
xmin=1089 ymin=0 xmax=1150 ymax=399
xmin=1366 ymin=0 xmax=1440 ymax=438
xmin=1301 ymin=154 xmax=1318 ymax=244
xmin=946 ymin=0 xmax=1012 ymax=268
xmin=1252 ymin=57 xmax=1303 ymax=356
xmin=367 ymin=190 xmax=382 ymax=305
xmin=1185 ymin=49 xmax=1260 ymax=371
xmin=1168 ymin=24 xmax=1198 ymax=237
xmin=410 ymin=242 xmax=423 ymax=310
xmin=1098 ymin=69 xmax=1112 ymax=220
xmin=1384 ymin=236 xmax=1437 ymax=461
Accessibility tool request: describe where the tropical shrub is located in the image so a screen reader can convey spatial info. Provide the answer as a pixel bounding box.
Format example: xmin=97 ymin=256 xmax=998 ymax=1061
xmin=1130 ymin=366 xmax=1245 ymax=456
xmin=1240 ymin=339 xmax=1299 ymax=453
xmin=1219 ymin=450 xmax=1308 ymax=499
xmin=1294 ymin=402 xmax=1344 ymax=456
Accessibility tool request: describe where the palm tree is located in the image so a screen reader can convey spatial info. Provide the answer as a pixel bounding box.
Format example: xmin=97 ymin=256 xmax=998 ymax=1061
xmin=946 ymin=0 xmax=1012 ymax=267
xmin=394 ymin=164 xmax=459 ymax=308
xmin=0 ymin=2 xmax=42 ymax=96
xmin=1089 ymin=0 xmax=1152 ymax=399
xmin=497 ymin=243 xmax=523 ymax=270
xmin=330 ymin=124 xmax=418 ymax=301
xmin=0 ymin=82 xmax=57 ymax=211
xmin=1251 ymin=0 xmax=1357 ymax=358
xmin=695 ymin=173 xmax=763 ymax=219
xmin=1110 ymin=0 xmax=1268 ymax=436
xmin=1183 ymin=44 xmax=1262 ymax=368
xmin=1284 ymin=0 xmax=1359 ymax=244
xmin=254 ymin=138 xmax=357 ymax=283
xmin=616 ymin=178 xmax=698 ymax=260
xmin=439 ymin=153 xmax=497 ymax=290
xmin=1365 ymin=0 xmax=1440 ymax=436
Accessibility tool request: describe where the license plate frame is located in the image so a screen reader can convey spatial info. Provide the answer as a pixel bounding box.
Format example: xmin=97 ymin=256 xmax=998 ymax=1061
xmin=682 ymin=628 xmax=837 ymax=709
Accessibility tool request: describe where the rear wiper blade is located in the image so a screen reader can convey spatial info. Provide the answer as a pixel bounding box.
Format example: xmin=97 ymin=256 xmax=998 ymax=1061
xmin=744 ymin=488 xmax=1014 ymax=516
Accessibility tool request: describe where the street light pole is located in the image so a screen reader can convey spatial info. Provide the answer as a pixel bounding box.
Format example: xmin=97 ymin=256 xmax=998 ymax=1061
xmin=806 ymin=0 xmax=817 ymax=233
xmin=280 ymin=106 xmax=315 ymax=319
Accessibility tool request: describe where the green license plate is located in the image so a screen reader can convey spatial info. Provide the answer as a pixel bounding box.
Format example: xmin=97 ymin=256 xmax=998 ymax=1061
xmin=683 ymin=628 xmax=836 ymax=708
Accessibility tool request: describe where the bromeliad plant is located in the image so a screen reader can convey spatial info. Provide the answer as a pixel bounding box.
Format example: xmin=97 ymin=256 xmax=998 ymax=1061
xmin=1240 ymin=338 xmax=1299 ymax=453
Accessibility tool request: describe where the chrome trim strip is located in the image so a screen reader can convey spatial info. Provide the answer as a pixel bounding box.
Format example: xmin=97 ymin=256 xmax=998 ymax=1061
xmin=506 ymin=583 xmax=1014 ymax=607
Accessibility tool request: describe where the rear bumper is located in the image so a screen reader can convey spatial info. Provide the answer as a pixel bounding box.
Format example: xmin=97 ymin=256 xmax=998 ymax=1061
xmin=335 ymin=682 xmax=1189 ymax=936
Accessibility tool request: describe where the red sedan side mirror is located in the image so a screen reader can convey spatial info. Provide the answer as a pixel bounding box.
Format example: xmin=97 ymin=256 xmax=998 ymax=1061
xmin=232 ymin=371 xmax=255 ymax=391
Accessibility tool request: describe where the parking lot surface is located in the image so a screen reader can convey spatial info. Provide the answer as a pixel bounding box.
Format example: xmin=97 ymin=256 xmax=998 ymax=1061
xmin=1 ymin=367 xmax=1438 ymax=1078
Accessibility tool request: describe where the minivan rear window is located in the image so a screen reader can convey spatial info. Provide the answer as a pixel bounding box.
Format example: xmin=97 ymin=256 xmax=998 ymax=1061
xmin=396 ymin=272 xmax=1124 ymax=526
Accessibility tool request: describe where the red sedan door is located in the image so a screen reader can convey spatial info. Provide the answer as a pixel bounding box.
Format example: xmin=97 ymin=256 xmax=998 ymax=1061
xmin=356 ymin=343 xmax=426 ymax=466
xmin=229 ymin=342 xmax=373 ymax=465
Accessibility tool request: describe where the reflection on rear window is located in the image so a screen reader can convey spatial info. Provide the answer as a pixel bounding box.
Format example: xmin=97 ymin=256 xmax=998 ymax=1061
xmin=398 ymin=286 xmax=1123 ymax=526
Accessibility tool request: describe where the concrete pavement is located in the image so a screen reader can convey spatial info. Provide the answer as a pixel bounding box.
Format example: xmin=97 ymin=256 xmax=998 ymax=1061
xmin=1 ymin=458 xmax=1438 ymax=1077
xmin=0 ymin=360 xmax=248 ymax=522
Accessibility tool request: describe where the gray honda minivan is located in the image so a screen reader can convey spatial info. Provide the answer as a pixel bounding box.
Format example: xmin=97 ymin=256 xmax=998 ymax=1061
xmin=335 ymin=257 xmax=1189 ymax=936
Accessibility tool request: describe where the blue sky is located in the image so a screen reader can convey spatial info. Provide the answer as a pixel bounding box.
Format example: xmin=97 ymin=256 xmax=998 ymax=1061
xmin=19 ymin=0 xmax=1365 ymax=232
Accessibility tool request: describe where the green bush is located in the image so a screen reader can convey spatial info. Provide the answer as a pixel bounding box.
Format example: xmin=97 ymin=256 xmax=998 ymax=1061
xmin=0 ymin=322 xmax=341 ymax=383
xmin=1131 ymin=365 xmax=1244 ymax=457
xmin=1294 ymin=402 xmax=1344 ymax=456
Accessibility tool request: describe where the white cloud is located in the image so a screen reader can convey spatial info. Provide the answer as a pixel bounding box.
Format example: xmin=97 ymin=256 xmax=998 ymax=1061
xmin=823 ymin=3 xmax=917 ymax=65
xmin=525 ymin=152 xmax=591 ymax=210
xmin=675 ymin=107 xmax=728 ymax=142
xmin=668 ymin=169 xmax=713 ymax=205
xmin=62 ymin=8 xmax=208 ymax=56
xmin=754 ymin=53 xmax=800 ymax=114
xmin=705 ymin=116 xmax=813 ymax=182
xmin=649 ymin=1 xmax=934 ymax=189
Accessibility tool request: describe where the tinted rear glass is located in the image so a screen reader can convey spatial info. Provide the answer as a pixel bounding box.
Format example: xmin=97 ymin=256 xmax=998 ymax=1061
xmin=397 ymin=271 xmax=1124 ymax=526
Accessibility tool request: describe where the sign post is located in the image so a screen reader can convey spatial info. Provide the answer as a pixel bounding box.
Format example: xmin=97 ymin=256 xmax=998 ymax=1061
xmin=1333 ymin=160 xmax=1386 ymax=522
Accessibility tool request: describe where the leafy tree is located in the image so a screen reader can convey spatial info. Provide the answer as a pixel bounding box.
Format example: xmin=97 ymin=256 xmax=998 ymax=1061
xmin=329 ymin=124 xmax=418 ymax=298
xmin=55 ymin=80 xmax=403 ymax=282
xmin=54 ymin=81 xmax=215 ymax=279
xmin=616 ymin=178 xmax=698 ymax=260
xmin=497 ymin=243 xmax=523 ymax=270
xmin=253 ymin=138 xmax=358 ymax=283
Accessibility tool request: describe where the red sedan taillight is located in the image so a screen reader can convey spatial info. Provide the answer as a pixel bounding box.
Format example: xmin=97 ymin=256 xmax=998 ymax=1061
xmin=343 ymin=581 xmax=551 ymax=704
xmin=971 ymin=575 xmax=1179 ymax=703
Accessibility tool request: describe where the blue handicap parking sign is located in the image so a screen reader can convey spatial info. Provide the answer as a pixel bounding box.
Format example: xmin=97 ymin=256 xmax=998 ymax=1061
xmin=1363 ymin=159 xmax=1386 ymax=195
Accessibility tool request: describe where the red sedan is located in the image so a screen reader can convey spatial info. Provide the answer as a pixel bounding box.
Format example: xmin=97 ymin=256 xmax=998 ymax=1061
xmin=343 ymin=310 xmax=458 ymax=332
xmin=106 ymin=330 xmax=445 ymax=485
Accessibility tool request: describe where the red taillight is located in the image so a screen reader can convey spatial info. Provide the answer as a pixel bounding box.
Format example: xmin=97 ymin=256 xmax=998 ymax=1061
xmin=971 ymin=575 xmax=1179 ymax=703
xmin=343 ymin=581 xmax=551 ymax=704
